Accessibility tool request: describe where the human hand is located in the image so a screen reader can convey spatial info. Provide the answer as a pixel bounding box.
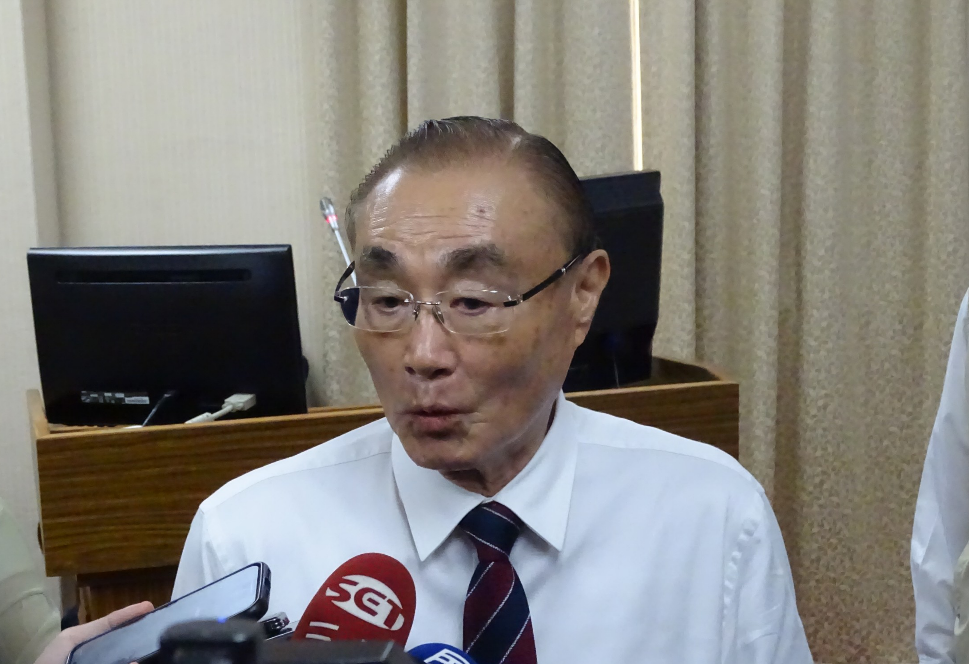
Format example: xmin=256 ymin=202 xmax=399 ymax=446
xmin=33 ymin=601 xmax=153 ymax=664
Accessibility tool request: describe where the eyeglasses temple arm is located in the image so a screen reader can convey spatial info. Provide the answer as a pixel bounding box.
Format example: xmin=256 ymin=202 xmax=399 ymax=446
xmin=333 ymin=261 xmax=356 ymax=301
xmin=511 ymin=253 xmax=586 ymax=306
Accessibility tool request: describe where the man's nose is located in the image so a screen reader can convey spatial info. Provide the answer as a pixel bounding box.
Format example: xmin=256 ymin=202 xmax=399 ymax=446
xmin=403 ymin=305 xmax=458 ymax=380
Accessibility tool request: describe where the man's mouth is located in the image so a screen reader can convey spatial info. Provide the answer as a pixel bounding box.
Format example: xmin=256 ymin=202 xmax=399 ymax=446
xmin=403 ymin=406 xmax=467 ymax=434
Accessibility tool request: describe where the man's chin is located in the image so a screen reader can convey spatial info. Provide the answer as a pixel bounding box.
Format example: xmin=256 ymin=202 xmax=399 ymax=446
xmin=399 ymin=435 xmax=478 ymax=473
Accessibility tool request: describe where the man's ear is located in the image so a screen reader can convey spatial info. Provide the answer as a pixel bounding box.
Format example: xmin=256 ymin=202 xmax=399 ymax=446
xmin=570 ymin=249 xmax=610 ymax=349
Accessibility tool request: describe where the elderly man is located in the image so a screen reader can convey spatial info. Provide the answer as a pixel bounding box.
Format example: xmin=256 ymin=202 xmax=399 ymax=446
xmin=174 ymin=117 xmax=812 ymax=663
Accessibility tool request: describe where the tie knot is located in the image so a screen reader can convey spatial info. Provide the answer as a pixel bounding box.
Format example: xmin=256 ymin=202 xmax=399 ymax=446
xmin=459 ymin=502 xmax=523 ymax=560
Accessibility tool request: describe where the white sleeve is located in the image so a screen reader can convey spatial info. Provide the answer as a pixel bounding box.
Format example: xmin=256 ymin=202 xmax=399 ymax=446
xmin=728 ymin=490 xmax=814 ymax=664
xmin=913 ymin=289 xmax=969 ymax=664
xmin=172 ymin=509 xmax=227 ymax=600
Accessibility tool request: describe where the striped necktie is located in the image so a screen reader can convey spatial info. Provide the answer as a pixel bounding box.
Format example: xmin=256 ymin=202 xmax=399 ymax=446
xmin=459 ymin=502 xmax=537 ymax=664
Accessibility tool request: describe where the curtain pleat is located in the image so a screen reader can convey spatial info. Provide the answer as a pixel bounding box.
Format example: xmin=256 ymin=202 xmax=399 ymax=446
xmin=640 ymin=1 xmax=969 ymax=660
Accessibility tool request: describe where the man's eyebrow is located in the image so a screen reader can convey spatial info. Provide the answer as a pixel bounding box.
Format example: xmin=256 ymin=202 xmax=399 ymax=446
xmin=358 ymin=246 xmax=401 ymax=271
xmin=441 ymin=244 xmax=509 ymax=273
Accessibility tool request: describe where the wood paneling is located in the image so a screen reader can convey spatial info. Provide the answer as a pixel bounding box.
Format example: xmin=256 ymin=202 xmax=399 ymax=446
xmin=32 ymin=358 xmax=738 ymax=620
xmin=35 ymin=406 xmax=384 ymax=576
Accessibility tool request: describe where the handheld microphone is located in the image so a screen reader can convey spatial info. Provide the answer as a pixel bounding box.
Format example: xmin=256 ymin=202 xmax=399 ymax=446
xmin=407 ymin=643 xmax=479 ymax=664
xmin=293 ymin=553 xmax=416 ymax=647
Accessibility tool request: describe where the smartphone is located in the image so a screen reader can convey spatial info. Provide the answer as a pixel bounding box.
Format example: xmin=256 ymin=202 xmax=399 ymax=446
xmin=67 ymin=562 xmax=271 ymax=664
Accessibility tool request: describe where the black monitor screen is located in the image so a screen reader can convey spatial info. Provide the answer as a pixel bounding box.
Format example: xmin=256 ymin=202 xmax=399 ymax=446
xmin=28 ymin=245 xmax=307 ymax=426
xmin=565 ymin=171 xmax=663 ymax=392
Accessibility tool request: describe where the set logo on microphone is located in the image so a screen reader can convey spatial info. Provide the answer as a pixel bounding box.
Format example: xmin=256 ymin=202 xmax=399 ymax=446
xmin=326 ymin=574 xmax=406 ymax=631
xmin=293 ymin=552 xmax=417 ymax=646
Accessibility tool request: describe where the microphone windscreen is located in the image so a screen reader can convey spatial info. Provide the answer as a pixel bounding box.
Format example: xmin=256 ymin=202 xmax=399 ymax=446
xmin=407 ymin=643 xmax=479 ymax=664
xmin=293 ymin=553 xmax=416 ymax=647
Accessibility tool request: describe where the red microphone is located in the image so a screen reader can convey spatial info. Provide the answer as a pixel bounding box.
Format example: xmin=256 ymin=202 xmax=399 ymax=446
xmin=292 ymin=553 xmax=416 ymax=647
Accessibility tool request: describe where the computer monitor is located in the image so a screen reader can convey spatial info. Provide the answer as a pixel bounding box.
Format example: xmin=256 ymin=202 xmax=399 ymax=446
xmin=564 ymin=171 xmax=664 ymax=392
xmin=28 ymin=245 xmax=307 ymax=426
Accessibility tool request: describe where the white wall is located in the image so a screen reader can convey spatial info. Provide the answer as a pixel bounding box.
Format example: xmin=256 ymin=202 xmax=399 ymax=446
xmin=0 ymin=0 xmax=60 ymax=602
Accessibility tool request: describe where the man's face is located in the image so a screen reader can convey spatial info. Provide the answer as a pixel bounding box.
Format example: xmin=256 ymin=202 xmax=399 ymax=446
xmin=351 ymin=161 xmax=601 ymax=478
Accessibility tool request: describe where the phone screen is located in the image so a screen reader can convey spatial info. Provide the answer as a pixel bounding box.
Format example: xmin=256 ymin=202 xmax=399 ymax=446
xmin=69 ymin=564 xmax=264 ymax=664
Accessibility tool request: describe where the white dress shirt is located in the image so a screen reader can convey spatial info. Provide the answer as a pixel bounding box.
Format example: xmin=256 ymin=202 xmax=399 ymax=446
xmin=173 ymin=393 xmax=812 ymax=664
xmin=913 ymin=288 xmax=969 ymax=664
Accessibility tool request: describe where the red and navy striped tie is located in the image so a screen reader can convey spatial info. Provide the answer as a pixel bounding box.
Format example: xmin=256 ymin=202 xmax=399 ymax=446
xmin=460 ymin=502 xmax=537 ymax=664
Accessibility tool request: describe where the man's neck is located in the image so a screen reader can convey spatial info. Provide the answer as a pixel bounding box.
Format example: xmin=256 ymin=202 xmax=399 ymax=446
xmin=442 ymin=399 xmax=557 ymax=497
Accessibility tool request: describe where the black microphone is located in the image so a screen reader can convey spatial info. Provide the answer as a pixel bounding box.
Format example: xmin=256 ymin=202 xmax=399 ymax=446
xmin=160 ymin=619 xmax=420 ymax=663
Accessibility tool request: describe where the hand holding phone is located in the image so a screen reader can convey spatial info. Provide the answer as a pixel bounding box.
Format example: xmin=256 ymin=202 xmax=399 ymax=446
xmin=33 ymin=602 xmax=154 ymax=664
xmin=66 ymin=563 xmax=270 ymax=664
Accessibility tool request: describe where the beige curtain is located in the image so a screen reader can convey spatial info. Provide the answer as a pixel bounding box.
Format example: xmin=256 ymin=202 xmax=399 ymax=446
xmin=640 ymin=1 xmax=969 ymax=661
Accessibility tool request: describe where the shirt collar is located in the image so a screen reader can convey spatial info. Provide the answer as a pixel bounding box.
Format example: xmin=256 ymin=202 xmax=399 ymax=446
xmin=392 ymin=392 xmax=579 ymax=561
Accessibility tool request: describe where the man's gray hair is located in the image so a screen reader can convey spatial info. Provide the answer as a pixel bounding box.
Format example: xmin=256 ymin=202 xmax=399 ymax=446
xmin=345 ymin=116 xmax=598 ymax=256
